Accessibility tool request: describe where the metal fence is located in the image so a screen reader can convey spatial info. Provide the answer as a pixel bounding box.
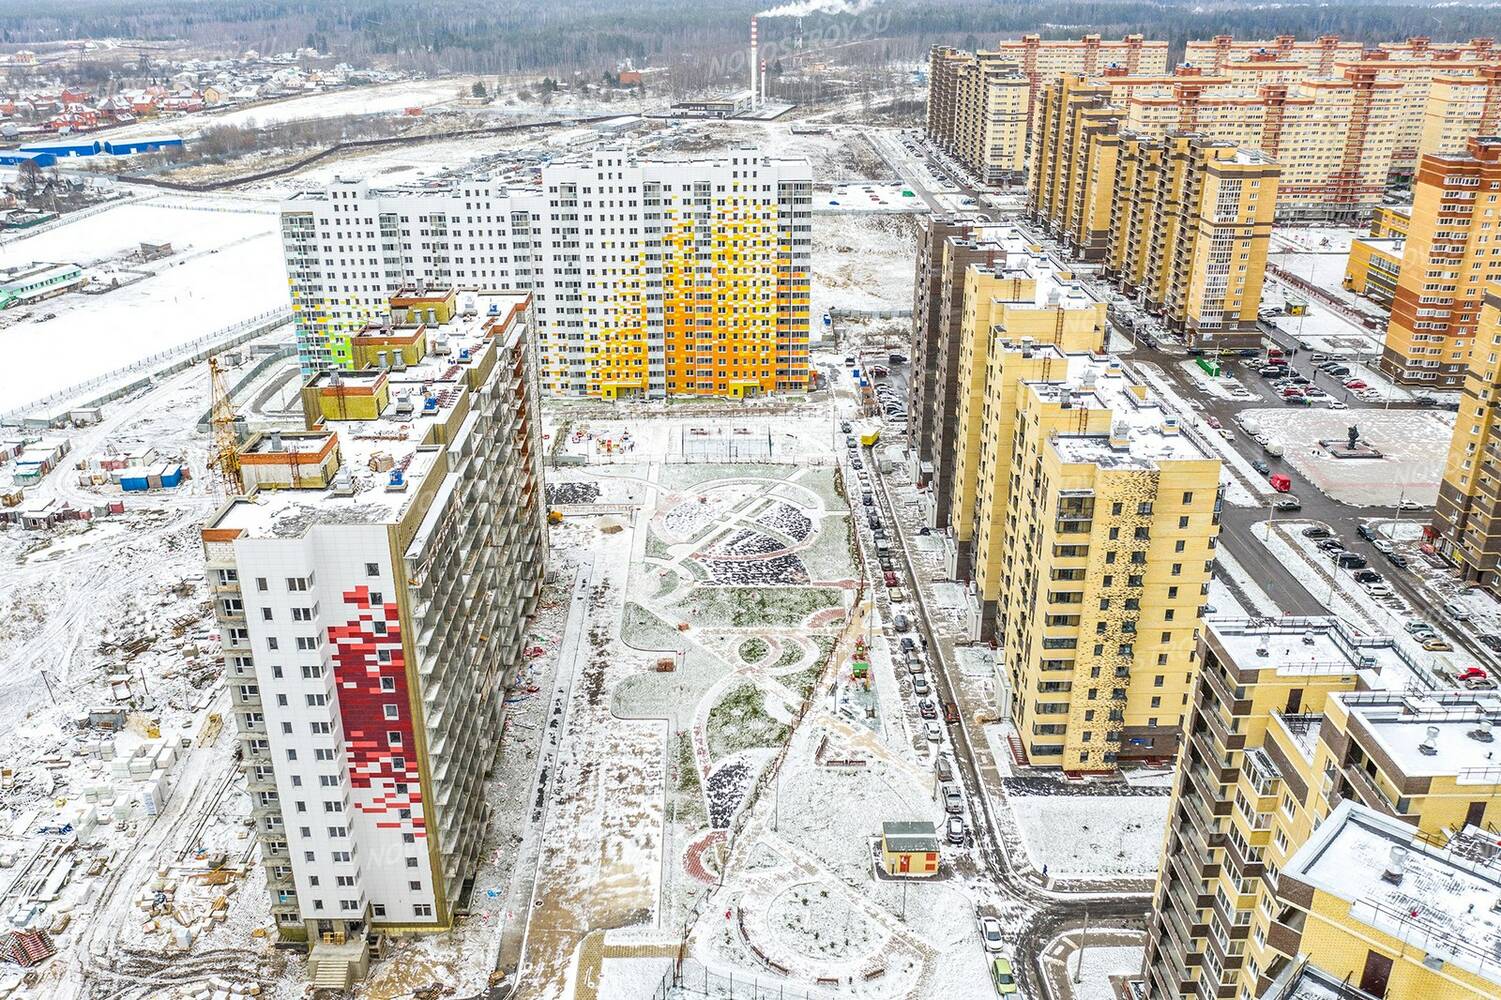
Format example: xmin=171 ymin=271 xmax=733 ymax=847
xmin=654 ymin=959 xmax=834 ymax=1000
xmin=1 ymin=307 xmax=292 ymax=424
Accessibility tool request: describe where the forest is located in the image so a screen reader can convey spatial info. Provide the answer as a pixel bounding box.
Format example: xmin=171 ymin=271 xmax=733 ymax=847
xmin=0 ymin=0 xmax=1496 ymax=84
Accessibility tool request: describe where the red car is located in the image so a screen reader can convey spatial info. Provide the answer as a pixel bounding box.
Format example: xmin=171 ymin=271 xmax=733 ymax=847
xmin=1458 ymin=666 xmax=1488 ymax=682
xmin=943 ymin=701 xmax=959 ymax=724
xmin=883 ymin=570 xmax=898 ymax=587
xmin=1344 ymin=379 xmax=1367 ymax=390
xmin=1281 ymin=386 xmax=1304 ymax=398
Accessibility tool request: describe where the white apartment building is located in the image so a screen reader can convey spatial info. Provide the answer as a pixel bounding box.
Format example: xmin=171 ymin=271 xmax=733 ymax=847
xmin=281 ymin=147 xmax=814 ymax=398
xmin=203 ymin=291 xmax=545 ymax=985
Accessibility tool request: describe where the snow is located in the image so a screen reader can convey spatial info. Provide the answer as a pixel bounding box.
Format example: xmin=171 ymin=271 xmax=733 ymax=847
xmin=1242 ymin=407 xmax=1453 ymax=505
xmin=0 ymin=196 xmax=287 ymax=413
xmin=811 ymin=212 xmax=917 ymax=320
xmin=1007 ymin=796 xmax=1168 ymax=880
xmin=1067 ymin=945 xmax=1146 ymax=1000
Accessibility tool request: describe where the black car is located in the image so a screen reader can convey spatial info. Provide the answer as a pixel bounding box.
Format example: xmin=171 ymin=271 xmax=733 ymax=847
xmin=1302 ymin=526 xmax=1333 ymax=539
xmin=1258 ymin=366 xmax=1283 ymax=377
xmin=1386 ymin=553 xmax=1409 ymax=569
xmin=1324 ymin=366 xmax=1351 ymax=377
xmin=1288 ymin=374 xmax=1311 ymax=385
xmin=1352 ymin=569 xmax=1382 ymax=585
xmin=1356 ymin=524 xmax=1375 ymax=541
xmin=1413 ymin=396 xmax=1438 ymax=408
xmin=1317 ymin=539 xmax=1345 ymax=552
xmin=1252 ymin=460 xmax=1270 ymax=475
xmin=841 ymin=421 xmax=852 ymax=432
xmin=1479 ymin=634 xmax=1501 ymax=653
xmin=1337 ymin=552 xmax=1368 ymax=569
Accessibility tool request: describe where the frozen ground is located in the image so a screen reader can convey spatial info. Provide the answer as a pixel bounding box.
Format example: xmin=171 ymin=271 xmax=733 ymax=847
xmin=1241 ymin=407 xmax=1452 ymax=505
xmin=1008 ymin=796 xmax=1168 ymax=881
xmin=812 ymin=212 xmax=918 ymax=320
xmin=0 ymin=195 xmax=286 ymax=412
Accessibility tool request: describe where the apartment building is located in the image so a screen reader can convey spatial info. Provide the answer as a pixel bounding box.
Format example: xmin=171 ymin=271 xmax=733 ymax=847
xmin=1379 ymin=137 xmax=1501 ymax=387
xmin=202 ymin=291 xmax=546 ymax=978
xmin=1419 ymin=65 xmax=1501 ymax=163
xmin=1182 ymin=35 xmax=1361 ymax=78
xmin=985 ymin=33 xmax=1168 ymax=107
xmin=280 ymin=147 xmax=813 ymax=398
xmin=1139 ymin=617 xmax=1501 ymax=1000
xmin=1029 ymin=91 xmax=1280 ymax=347
xmin=942 ymin=331 xmax=1221 ymax=769
xmin=1432 ymin=285 xmax=1501 ymax=584
xmin=940 ymin=260 xmax=1108 ymax=583
xmin=1369 ymin=203 xmax=1412 ymax=238
xmin=925 ymin=47 xmax=1030 ymax=184
xmin=1342 ymin=234 xmax=1404 ymax=305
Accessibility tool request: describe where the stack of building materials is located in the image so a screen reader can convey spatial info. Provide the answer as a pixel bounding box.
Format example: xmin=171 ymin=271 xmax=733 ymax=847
xmin=0 ymin=929 xmax=54 ymax=966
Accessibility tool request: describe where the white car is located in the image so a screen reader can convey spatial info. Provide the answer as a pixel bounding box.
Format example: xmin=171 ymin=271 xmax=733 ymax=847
xmin=1365 ymin=584 xmax=1394 ymax=599
xmin=978 ymin=915 xmax=1004 ymax=954
xmin=1443 ymin=602 xmax=1473 ymax=621
xmin=924 ymin=721 xmax=943 ymax=742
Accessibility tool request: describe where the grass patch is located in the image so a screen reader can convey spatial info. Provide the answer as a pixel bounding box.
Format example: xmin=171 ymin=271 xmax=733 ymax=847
xmin=740 ymin=637 xmax=770 ymax=664
xmin=706 ymin=682 xmax=790 ymax=761
xmin=672 ymin=731 xmax=707 ymax=828
xmin=674 ymin=586 xmax=843 ymax=628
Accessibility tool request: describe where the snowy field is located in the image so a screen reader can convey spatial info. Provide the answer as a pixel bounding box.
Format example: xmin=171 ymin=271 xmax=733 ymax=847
xmin=812 ymin=212 xmax=917 ymax=319
xmin=1008 ymin=795 xmax=1168 ymax=881
xmin=1242 ymin=407 xmax=1453 ymax=505
xmin=0 ymin=196 xmax=286 ymax=411
xmin=99 ymin=77 xmax=486 ymax=140
xmin=819 ymin=181 xmax=925 ymax=213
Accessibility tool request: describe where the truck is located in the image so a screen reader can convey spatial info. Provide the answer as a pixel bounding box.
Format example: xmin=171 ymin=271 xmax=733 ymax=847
xmin=1269 ymin=474 xmax=1292 ymax=493
xmin=859 ymin=430 xmax=881 ymax=447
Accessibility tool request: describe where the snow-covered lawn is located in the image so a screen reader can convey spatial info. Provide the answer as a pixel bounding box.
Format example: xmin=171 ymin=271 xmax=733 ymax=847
xmin=1242 ymin=407 xmax=1453 ymax=506
xmin=812 ymin=212 xmax=917 ymax=320
xmin=1008 ymin=795 xmax=1168 ymax=880
xmin=0 ymin=196 xmax=286 ymax=411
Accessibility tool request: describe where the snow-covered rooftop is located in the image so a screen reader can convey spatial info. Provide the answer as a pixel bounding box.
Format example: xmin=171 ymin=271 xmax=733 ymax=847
xmin=1206 ymin=617 xmax=1428 ymax=692
xmin=1334 ymin=690 xmax=1501 ymax=781
xmin=1030 ymin=355 xmax=1212 ymax=468
xmin=1285 ymin=800 xmax=1501 ymax=990
xmin=207 ymin=290 xmax=529 ymax=538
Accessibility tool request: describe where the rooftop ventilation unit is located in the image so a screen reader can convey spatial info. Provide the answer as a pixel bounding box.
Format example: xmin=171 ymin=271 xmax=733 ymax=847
xmin=1382 ymin=846 xmax=1408 ymax=885
xmin=1473 ymin=717 xmax=1495 ymax=743
xmin=1418 ymin=725 xmax=1440 ymax=756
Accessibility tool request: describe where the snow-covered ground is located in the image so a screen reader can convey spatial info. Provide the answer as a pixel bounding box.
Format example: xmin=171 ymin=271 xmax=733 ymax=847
xmin=812 ymin=212 xmax=917 ymax=320
xmin=1241 ymin=407 xmax=1452 ymax=506
xmin=1008 ymin=796 xmax=1168 ymax=881
xmin=0 ymin=195 xmax=286 ymax=412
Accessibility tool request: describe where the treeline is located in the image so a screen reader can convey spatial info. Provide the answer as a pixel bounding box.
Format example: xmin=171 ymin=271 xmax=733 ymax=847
xmin=0 ymin=0 xmax=1496 ymax=81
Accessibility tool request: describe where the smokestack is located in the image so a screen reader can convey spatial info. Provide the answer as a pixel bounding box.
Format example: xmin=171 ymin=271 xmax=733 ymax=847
xmin=761 ymin=58 xmax=767 ymax=106
xmin=751 ymin=17 xmax=759 ymax=110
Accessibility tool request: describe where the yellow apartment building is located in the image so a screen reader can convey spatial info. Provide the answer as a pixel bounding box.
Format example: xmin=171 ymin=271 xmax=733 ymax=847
xmin=1183 ymin=35 xmax=1362 ymax=77
xmin=925 ymin=47 xmax=1030 ymax=183
xmin=1419 ymin=65 xmax=1501 ymax=163
xmin=942 ymin=259 xmax=1107 ymax=582
xmin=943 ymin=311 xmax=1222 ymax=769
xmin=1380 ymin=137 xmax=1501 ymax=387
xmin=1433 ymin=284 xmax=1501 ymax=585
xmin=1369 ymin=203 xmax=1412 ymax=238
xmin=1140 ymin=617 xmax=1501 ymax=1000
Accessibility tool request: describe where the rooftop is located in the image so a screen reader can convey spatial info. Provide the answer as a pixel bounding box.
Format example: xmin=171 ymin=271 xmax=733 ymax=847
xmin=1336 ymin=690 xmax=1501 ymax=780
xmin=206 ymin=291 xmax=529 ymax=539
xmin=1206 ymin=617 xmax=1436 ymax=692
xmin=1285 ymin=800 xmax=1501 ymax=990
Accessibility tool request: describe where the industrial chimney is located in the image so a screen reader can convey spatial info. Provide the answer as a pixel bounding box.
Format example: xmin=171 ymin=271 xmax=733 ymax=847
xmin=750 ymin=18 xmax=759 ymax=110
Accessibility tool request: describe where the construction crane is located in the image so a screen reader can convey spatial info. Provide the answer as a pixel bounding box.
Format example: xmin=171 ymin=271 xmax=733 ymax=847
xmin=208 ymin=356 xmax=244 ymax=496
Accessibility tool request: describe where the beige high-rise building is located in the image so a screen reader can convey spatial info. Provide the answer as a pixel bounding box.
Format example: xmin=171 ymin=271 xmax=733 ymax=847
xmin=1029 ymin=85 xmax=1280 ymax=347
xmin=1141 ymin=616 xmax=1501 ymax=1000
xmin=1419 ymin=65 xmax=1501 ymax=163
xmin=935 ymin=262 xmax=1224 ymax=770
xmin=1433 ymin=284 xmax=1501 ymax=585
xmin=1380 ymin=137 xmax=1501 ymax=387
xmin=925 ymin=47 xmax=1030 ymax=184
xmin=988 ymin=33 xmax=1168 ymax=106
xmin=1183 ymin=35 xmax=1362 ymax=77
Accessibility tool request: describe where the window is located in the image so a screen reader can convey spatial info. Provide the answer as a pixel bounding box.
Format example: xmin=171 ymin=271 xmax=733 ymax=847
xmin=406 ymin=856 xmax=420 ymax=868
xmin=366 ymin=563 xmax=380 ymax=577
xmin=372 ymin=904 xmax=387 ymax=917
xmin=408 ymin=880 xmax=422 ymax=891
xmin=414 ymin=904 xmax=433 ymax=917
xmin=388 ymin=731 xmax=404 ymax=746
xmin=256 ymin=577 xmax=268 ymax=592
xmin=266 ymin=637 xmax=279 ymax=651
xmin=261 ymin=608 xmax=274 ymax=621
xmin=380 ymin=677 xmax=396 ymax=692
xmin=384 ymin=704 xmax=400 ymax=720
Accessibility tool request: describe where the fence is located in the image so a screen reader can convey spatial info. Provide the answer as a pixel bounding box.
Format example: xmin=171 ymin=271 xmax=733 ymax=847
xmin=654 ymin=959 xmax=835 ymax=1000
xmin=0 ymin=192 xmax=139 ymax=247
xmin=0 ymin=307 xmax=292 ymax=425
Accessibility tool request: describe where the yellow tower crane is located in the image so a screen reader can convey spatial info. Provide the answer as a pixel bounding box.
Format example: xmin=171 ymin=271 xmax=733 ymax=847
xmin=208 ymin=356 xmax=243 ymax=496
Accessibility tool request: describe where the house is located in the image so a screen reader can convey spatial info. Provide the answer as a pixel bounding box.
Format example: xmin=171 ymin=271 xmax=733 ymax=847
xmin=880 ymin=821 xmax=940 ymax=877
xmin=202 ymin=85 xmax=226 ymax=105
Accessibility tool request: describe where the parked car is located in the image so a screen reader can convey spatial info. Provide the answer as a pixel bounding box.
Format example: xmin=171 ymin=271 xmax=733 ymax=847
xmin=1365 ymin=584 xmax=1394 ymax=598
xmin=1273 ymin=496 xmax=1302 ymax=511
xmin=841 ymin=421 xmax=852 ymax=433
xmin=1317 ymin=539 xmax=1345 ymax=553
xmin=1343 ymin=379 xmax=1368 ymax=390
xmin=990 ymin=957 xmax=1019 ymax=996
xmin=1424 ymin=638 xmax=1454 ymax=652
xmin=1479 ymin=634 xmax=1501 ymax=653
xmin=884 ymin=570 xmax=899 ymax=587
xmin=1373 ymin=539 xmax=1394 ymax=554
xmin=1386 ymin=553 xmax=1409 ymax=568
xmin=1301 ymin=526 xmax=1333 ymax=539
xmin=1252 ymin=460 xmax=1270 ymax=475
xmin=978 ymin=916 xmax=1004 ymax=954
xmin=918 ymin=698 xmax=937 ymax=719
xmin=1337 ymin=552 xmax=1368 ymax=569
xmin=900 ymin=636 xmax=917 ymax=653
xmin=913 ymin=675 xmax=931 ymax=696
xmin=941 ymin=785 xmax=964 ymax=815
xmin=935 ymin=753 xmax=954 ymax=782
xmin=893 ymin=613 xmax=910 ymax=632
xmin=1356 ymin=524 xmax=1375 ymax=541
xmin=1352 ymin=569 xmax=1382 ymax=585
xmin=924 ymin=721 xmax=943 ymax=742
xmin=1404 ymin=619 xmax=1436 ymax=636
xmin=946 ymin=814 xmax=966 ymax=845
xmin=944 ymin=701 xmax=960 ymax=724
xmin=1444 ymin=601 xmax=1473 ymax=621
